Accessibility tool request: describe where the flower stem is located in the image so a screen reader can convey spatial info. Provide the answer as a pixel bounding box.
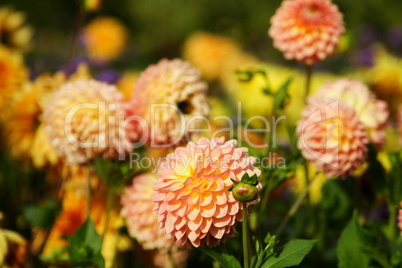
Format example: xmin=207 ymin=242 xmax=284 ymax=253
xmin=86 ymin=166 xmax=91 ymax=219
xmin=242 ymin=203 xmax=250 ymax=268
xmin=275 ymin=172 xmax=318 ymax=237
xmin=304 ymin=64 xmax=312 ymax=103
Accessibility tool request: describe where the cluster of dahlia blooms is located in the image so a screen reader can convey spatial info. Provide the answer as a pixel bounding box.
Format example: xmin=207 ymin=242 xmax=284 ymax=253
xmin=296 ymin=79 xmax=388 ymax=178
xmin=269 ymin=0 xmax=344 ymax=65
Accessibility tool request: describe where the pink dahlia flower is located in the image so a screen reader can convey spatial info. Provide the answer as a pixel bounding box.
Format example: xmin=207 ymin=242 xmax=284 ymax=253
xmin=43 ymin=80 xmax=131 ymax=164
xmin=126 ymin=58 xmax=209 ymax=147
xmin=152 ymin=137 xmax=261 ymax=247
xmin=315 ymin=79 xmax=389 ymax=145
xmin=121 ymin=173 xmax=176 ymax=251
xmin=296 ymin=97 xmax=369 ymax=178
xmin=268 ymin=0 xmax=344 ymax=65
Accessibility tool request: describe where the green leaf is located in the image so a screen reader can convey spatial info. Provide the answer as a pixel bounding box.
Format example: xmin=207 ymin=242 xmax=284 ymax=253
xmin=388 ymin=152 xmax=402 ymax=204
xmin=273 ymin=78 xmax=292 ymax=112
xmin=23 ymin=199 xmax=60 ymax=229
xmin=93 ymin=157 xmax=124 ymax=188
xmin=67 ymin=218 xmax=105 ymax=267
xmin=199 ymin=247 xmax=242 ymax=268
xmin=336 ymin=212 xmax=371 ymax=268
xmin=241 ymin=173 xmax=258 ymax=185
xmin=261 ymin=239 xmax=317 ymax=268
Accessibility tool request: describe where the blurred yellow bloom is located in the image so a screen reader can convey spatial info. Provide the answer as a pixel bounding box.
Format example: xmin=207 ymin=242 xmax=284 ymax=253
xmin=0 ymin=212 xmax=27 ymax=267
xmin=82 ymin=17 xmax=128 ymax=63
xmin=84 ymin=0 xmax=102 ymax=12
xmin=0 ymin=45 xmax=27 ymax=114
xmin=116 ymin=71 xmax=139 ymax=100
xmin=183 ymin=31 xmax=257 ymax=81
xmin=366 ymin=47 xmax=402 ymax=113
xmin=0 ymin=7 xmax=33 ymax=50
xmin=293 ymin=165 xmax=327 ymax=204
xmin=2 ymin=64 xmax=91 ymax=166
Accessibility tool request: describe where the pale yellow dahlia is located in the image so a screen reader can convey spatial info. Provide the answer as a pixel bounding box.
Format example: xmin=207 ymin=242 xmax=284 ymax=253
xmin=315 ymin=78 xmax=388 ymax=145
xmin=269 ymin=0 xmax=344 ymax=64
xmin=296 ymin=97 xmax=369 ymax=178
xmin=82 ymin=17 xmax=128 ymax=63
xmin=153 ymin=137 xmax=261 ymax=247
xmin=0 ymin=7 xmax=32 ymax=50
xmin=127 ymin=58 xmax=209 ymax=146
xmin=43 ymin=80 xmax=132 ymax=164
xmin=121 ymin=173 xmax=177 ymax=250
xmin=0 ymin=46 xmax=27 ymax=113
xmin=183 ymin=32 xmax=257 ymax=81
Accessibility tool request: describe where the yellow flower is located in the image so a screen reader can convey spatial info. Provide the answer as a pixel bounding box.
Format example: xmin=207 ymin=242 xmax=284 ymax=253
xmin=0 ymin=45 xmax=27 ymax=114
xmin=293 ymin=165 xmax=326 ymax=204
xmin=0 ymin=7 xmax=33 ymax=50
xmin=183 ymin=31 xmax=257 ymax=81
xmin=82 ymin=17 xmax=128 ymax=63
xmin=116 ymin=71 xmax=139 ymax=100
xmin=0 ymin=212 xmax=27 ymax=267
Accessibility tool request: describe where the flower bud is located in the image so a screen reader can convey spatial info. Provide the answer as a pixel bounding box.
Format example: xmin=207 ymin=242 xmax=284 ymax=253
xmin=232 ymin=182 xmax=258 ymax=203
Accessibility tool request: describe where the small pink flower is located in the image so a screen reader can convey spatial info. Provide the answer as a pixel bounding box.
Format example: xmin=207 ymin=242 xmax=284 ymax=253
xmin=152 ymin=137 xmax=261 ymax=247
xmin=315 ymin=78 xmax=389 ymax=145
xmin=398 ymin=202 xmax=402 ymax=235
xmin=121 ymin=173 xmax=177 ymax=250
xmin=269 ymin=0 xmax=344 ymax=65
xmin=296 ymin=96 xmax=369 ymax=178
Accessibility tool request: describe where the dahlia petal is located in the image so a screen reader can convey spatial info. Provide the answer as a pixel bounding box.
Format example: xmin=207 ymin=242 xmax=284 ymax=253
xmin=200 ymin=202 xmax=216 ymax=218
xmin=187 ymin=204 xmax=201 ymax=221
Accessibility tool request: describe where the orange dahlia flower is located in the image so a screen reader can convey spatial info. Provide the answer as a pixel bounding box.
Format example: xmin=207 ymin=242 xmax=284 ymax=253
xmin=296 ymin=97 xmax=368 ymax=178
xmin=314 ymin=78 xmax=388 ymax=145
xmin=269 ymin=0 xmax=344 ymax=64
xmin=43 ymin=80 xmax=132 ymax=164
xmin=126 ymin=58 xmax=209 ymax=147
xmin=121 ymin=173 xmax=177 ymax=251
xmin=152 ymin=137 xmax=261 ymax=247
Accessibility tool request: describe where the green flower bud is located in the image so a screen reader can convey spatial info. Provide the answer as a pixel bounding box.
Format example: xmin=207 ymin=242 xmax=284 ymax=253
xmin=232 ymin=182 xmax=258 ymax=203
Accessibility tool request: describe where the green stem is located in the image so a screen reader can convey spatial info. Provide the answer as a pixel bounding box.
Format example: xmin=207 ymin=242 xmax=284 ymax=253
xmin=86 ymin=166 xmax=91 ymax=219
xmin=275 ymin=172 xmax=318 ymax=237
xmin=168 ymin=250 xmax=176 ymax=268
xmin=242 ymin=203 xmax=250 ymax=268
xmin=304 ymin=64 xmax=312 ymax=103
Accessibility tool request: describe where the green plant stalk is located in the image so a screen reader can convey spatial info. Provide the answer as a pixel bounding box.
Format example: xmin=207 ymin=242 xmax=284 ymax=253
xmin=86 ymin=166 xmax=91 ymax=219
xmin=242 ymin=203 xmax=250 ymax=268
xmin=275 ymin=173 xmax=318 ymax=237
xmin=304 ymin=64 xmax=312 ymax=103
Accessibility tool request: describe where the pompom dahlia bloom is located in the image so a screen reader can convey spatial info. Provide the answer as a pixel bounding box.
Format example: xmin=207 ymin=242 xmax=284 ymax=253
xmin=268 ymin=0 xmax=344 ymax=65
xmin=153 ymin=137 xmax=261 ymax=247
xmin=43 ymin=80 xmax=131 ymax=164
xmin=82 ymin=16 xmax=127 ymax=63
xmin=127 ymin=58 xmax=209 ymax=146
xmin=315 ymin=78 xmax=388 ymax=145
xmin=296 ymin=97 xmax=369 ymax=178
xmin=121 ymin=173 xmax=176 ymax=251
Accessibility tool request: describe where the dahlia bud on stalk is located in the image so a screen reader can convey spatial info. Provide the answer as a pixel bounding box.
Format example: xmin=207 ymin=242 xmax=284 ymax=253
xmin=229 ymin=174 xmax=260 ymax=203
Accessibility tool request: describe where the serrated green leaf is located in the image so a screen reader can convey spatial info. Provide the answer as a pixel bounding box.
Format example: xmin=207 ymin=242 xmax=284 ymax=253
xmin=336 ymin=212 xmax=371 ymax=268
xmin=199 ymin=247 xmax=242 ymax=268
xmin=93 ymin=157 xmax=123 ymax=189
xmin=262 ymin=239 xmax=317 ymax=268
